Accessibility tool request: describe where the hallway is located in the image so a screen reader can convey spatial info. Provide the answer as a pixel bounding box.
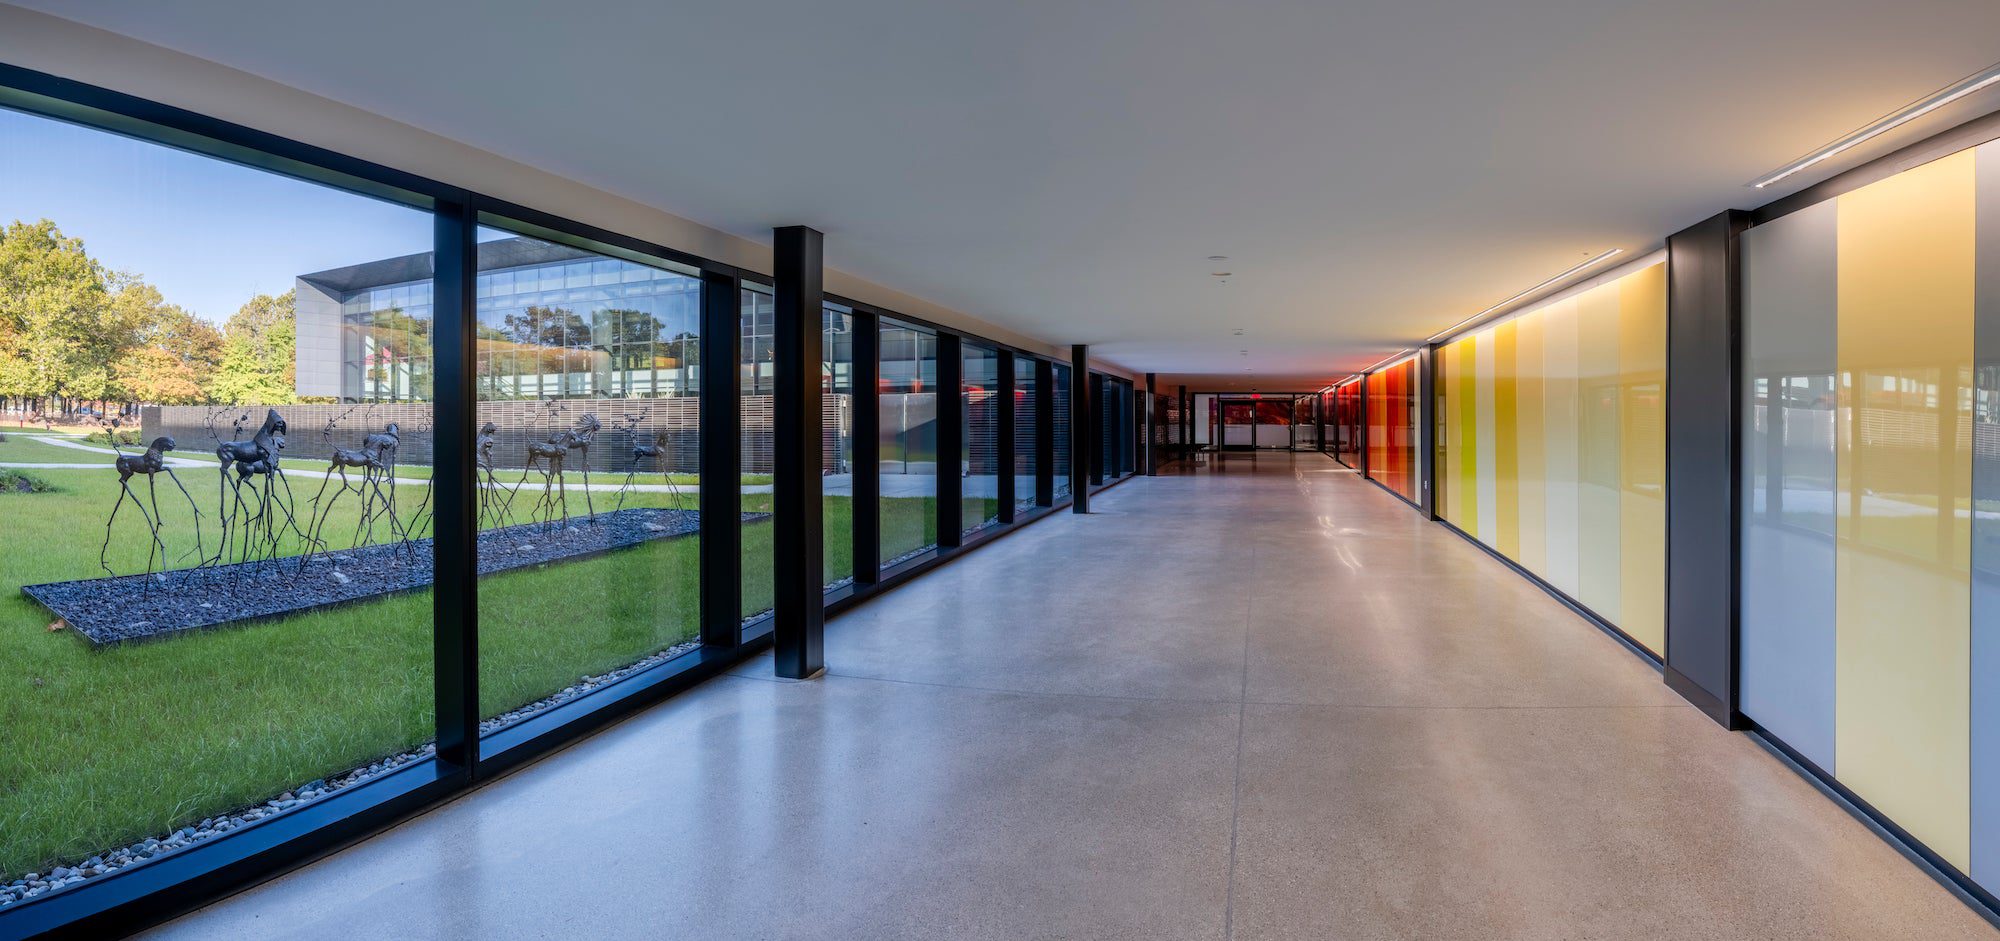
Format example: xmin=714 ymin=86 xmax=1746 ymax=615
xmin=145 ymin=454 xmax=1996 ymax=940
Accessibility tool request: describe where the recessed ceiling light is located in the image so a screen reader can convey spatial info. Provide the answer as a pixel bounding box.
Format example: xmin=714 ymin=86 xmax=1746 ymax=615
xmin=1208 ymin=255 xmax=1229 ymax=262
xmin=1211 ymin=271 xmax=1233 ymax=278
xmin=1750 ymin=61 xmax=2000 ymax=189
xmin=1427 ymin=249 xmax=1624 ymax=342
xmin=1232 ymin=328 xmax=1245 ymax=336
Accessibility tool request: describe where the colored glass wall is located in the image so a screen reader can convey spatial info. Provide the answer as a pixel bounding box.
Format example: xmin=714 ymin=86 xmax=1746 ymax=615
xmin=1436 ymin=261 xmax=1666 ymax=654
xmin=1741 ymin=141 xmax=2000 ymax=889
xmin=1364 ymin=357 xmax=1419 ymax=502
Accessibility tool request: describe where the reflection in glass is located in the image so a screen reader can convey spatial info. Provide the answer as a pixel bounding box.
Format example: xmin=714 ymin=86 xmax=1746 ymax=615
xmin=1053 ymin=364 xmax=1072 ymax=499
xmin=0 ymin=106 xmax=432 ymax=890
xmin=963 ymin=343 xmax=1001 ymax=533
xmin=475 ymin=222 xmax=703 ymax=731
xmin=879 ymin=319 xmax=938 ymax=565
xmin=1014 ymin=356 xmax=1039 ymax=511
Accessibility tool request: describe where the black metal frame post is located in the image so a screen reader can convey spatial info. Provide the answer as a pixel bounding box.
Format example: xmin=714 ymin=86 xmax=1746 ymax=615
xmin=1357 ymin=371 xmax=1371 ymax=479
xmin=431 ymin=200 xmax=478 ymax=781
xmin=997 ymin=349 xmax=1017 ymax=523
xmin=936 ymin=333 xmax=965 ymax=545
xmin=1664 ymin=210 xmax=1751 ymax=728
xmin=699 ymin=269 xmax=743 ymax=648
xmin=771 ymin=226 xmax=825 ymax=680
xmin=1070 ymin=345 xmax=1091 ymax=513
xmin=851 ymin=309 xmax=881 ymax=584
xmin=1036 ymin=358 xmax=1056 ymax=506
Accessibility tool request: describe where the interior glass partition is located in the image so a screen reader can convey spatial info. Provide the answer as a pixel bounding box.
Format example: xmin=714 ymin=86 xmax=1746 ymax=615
xmin=0 ymin=105 xmax=435 ymax=900
xmin=962 ymin=342 xmax=1001 ymax=533
xmin=1364 ymin=357 xmax=1419 ymax=501
xmin=1739 ymin=143 xmax=1999 ymax=892
xmin=1435 ymin=262 xmax=1665 ymax=654
xmin=879 ymin=318 xmax=938 ymax=566
xmin=1013 ymin=356 xmax=1039 ymax=512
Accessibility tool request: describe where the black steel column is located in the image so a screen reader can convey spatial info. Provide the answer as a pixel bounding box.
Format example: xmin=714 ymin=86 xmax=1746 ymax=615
xmin=1179 ymin=385 xmax=1190 ymax=460
xmin=431 ymin=200 xmax=478 ymax=780
xmin=851 ymin=310 xmax=881 ymax=584
xmin=1664 ymin=210 xmax=1750 ymax=728
xmin=1035 ymin=358 xmax=1055 ymax=506
xmin=997 ymin=349 xmax=1017 ymax=523
xmin=1070 ymin=345 xmax=1091 ymax=513
xmin=937 ymin=333 xmax=964 ymax=546
xmin=699 ymin=269 xmax=742 ymax=648
xmin=772 ymin=225 xmax=825 ymax=680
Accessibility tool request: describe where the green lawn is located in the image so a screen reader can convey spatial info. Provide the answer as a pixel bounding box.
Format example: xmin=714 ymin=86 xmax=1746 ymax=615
xmin=0 ymin=465 xmax=929 ymax=879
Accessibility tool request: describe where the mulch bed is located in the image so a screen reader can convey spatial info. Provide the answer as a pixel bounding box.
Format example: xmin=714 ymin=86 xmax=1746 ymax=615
xmin=24 ymin=508 xmax=765 ymax=646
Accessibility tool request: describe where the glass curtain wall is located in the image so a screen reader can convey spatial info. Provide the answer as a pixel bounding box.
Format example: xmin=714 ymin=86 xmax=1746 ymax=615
xmin=1013 ymin=356 xmax=1039 ymax=513
xmin=1740 ymin=143 xmax=2000 ymax=891
xmin=0 ymin=106 xmax=434 ymax=895
xmin=1333 ymin=380 xmax=1362 ymax=467
xmin=474 ymin=222 xmax=703 ymax=729
xmin=1435 ymin=262 xmax=1667 ymax=654
xmin=963 ymin=342 xmax=1001 ymax=533
xmin=879 ymin=319 xmax=938 ymax=566
xmin=1053 ymin=363 xmax=1072 ymax=498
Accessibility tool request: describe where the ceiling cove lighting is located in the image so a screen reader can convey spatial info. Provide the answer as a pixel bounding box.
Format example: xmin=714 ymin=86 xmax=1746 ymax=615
xmin=1361 ymin=349 xmax=1418 ymax=374
xmin=1750 ymin=61 xmax=2000 ymax=190
xmin=1426 ymin=249 xmax=1624 ymax=343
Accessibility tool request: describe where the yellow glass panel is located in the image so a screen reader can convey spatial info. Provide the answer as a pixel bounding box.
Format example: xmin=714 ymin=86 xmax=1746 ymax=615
xmin=1576 ymin=280 xmax=1623 ymax=623
xmin=1834 ymin=149 xmax=1975 ymax=869
xmin=1516 ymin=313 xmax=1548 ymax=573
xmin=1494 ymin=321 xmax=1520 ymax=558
xmin=1617 ymin=263 xmax=1667 ymax=655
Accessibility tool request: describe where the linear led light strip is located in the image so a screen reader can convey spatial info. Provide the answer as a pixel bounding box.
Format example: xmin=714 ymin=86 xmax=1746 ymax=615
xmin=1361 ymin=349 xmax=1419 ymax=374
xmin=1751 ymin=61 xmax=2000 ymax=189
xmin=1425 ymin=249 xmax=1624 ymax=343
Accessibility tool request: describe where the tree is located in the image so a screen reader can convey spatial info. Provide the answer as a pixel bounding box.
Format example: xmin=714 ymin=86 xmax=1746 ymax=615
xmin=209 ymin=290 xmax=297 ymax=405
xmin=0 ymin=220 xmax=116 ymax=412
xmin=115 ymin=299 xmax=222 ymax=405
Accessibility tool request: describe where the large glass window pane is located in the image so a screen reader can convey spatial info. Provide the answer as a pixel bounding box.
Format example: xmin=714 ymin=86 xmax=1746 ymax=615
xmin=824 ymin=305 xmax=856 ymax=589
xmin=962 ymin=342 xmax=1001 ymax=533
xmin=878 ymin=319 xmax=937 ymax=565
xmin=474 ymin=221 xmax=702 ymax=733
xmin=1013 ymin=356 xmax=1038 ymax=512
xmin=741 ymin=284 xmax=775 ymax=621
xmin=0 ymin=106 xmax=433 ymax=899
xmin=1053 ymin=364 xmax=1072 ymax=498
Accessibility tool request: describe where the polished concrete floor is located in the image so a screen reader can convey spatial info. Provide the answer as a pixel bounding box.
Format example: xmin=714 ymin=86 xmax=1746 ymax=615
xmin=145 ymin=452 xmax=1997 ymax=940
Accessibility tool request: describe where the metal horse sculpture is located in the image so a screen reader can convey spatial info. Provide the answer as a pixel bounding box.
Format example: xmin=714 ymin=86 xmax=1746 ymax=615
xmin=100 ymin=436 xmax=203 ymax=578
xmin=476 ymin=421 xmax=505 ymax=528
xmin=209 ymin=408 xmax=303 ymax=567
xmin=563 ymin=413 xmax=601 ymax=520
xmin=614 ymin=430 xmax=668 ymax=514
xmin=303 ymin=415 xmax=388 ymax=567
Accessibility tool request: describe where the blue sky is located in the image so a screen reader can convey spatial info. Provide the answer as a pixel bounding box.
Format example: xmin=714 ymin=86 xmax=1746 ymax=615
xmin=0 ymin=107 xmax=433 ymax=324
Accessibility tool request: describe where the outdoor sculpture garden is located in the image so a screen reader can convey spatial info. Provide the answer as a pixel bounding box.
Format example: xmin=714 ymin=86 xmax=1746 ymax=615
xmin=22 ymin=405 xmax=711 ymax=646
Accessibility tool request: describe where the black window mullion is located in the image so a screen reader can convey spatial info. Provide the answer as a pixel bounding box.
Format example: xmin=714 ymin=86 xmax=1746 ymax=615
xmin=432 ymin=199 xmax=479 ymax=780
xmin=937 ymin=333 xmax=965 ymax=545
xmin=852 ymin=310 xmax=881 ymax=583
xmin=699 ymin=270 xmax=742 ymax=648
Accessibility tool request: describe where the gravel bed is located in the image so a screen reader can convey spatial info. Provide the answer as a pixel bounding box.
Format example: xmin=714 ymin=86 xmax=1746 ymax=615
xmin=1 ymin=632 xmax=713 ymax=909
xmin=25 ymin=508 xmax=762 ymax=646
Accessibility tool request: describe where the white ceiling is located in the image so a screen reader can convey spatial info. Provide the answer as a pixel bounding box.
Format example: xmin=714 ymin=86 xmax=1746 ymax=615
xmin=15 ymin=0 xmax=2000 ymax=388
